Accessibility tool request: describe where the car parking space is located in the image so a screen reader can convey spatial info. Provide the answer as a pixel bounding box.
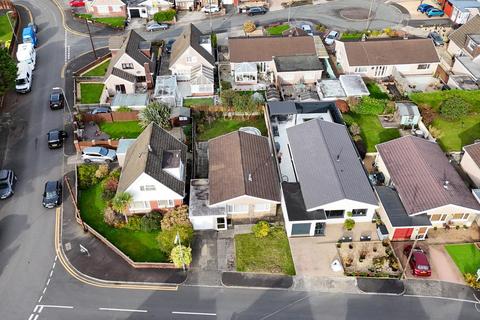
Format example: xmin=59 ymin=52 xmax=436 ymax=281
xmin=395 ymin=0 xmax=445 ymax=19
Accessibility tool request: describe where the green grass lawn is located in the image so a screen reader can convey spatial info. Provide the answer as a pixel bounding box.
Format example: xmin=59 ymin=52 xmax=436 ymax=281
xmin=183 ymin=98 xmax=214 ymax=107
xmin=445 ymin=243 xmax=480 ymax=275
xmin=79 ymin=183 xmax=167 ymax=262
xmin=197 ymin=117 xmax=267 ymax=141
xmin=266 ymin=24 xmax=290 ymax=36
xmin=82 ymin=59 xmax=110 ymax=77
xmin=76 ymin=14 xmax=125 ymax=28
xmin=80 ymin=83 xmax=104 ymax=104
xmin=343 ymin=113 xmax=401 ymax=152
xmin=0 ymin=14 xmax=13 ymax=44
xmin=410 ymin=90 xmax=480 ymax=112
xmin=340 ymin=32 xmax=363 ymax=40
xmin=235 ymin=227 xmax=295 ymax=275
xmin=99 ymin=121 xmax=143 ymax=139
xmin=366 ymin=82 xmax=389 ymax=100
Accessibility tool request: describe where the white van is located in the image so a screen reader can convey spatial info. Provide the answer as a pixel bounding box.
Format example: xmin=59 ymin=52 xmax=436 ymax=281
xmin=16 ymin=43 xmax=36 ymax=70
xmin=16 ymin=62 xmax=33 ymax=93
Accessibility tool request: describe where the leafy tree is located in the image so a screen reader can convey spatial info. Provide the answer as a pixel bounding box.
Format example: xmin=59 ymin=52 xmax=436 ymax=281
xmin=158 ymin=225 xmax=194 ymax=254
xmin=102 ymin=176 xmax=119 ymax=200
xmin=243 ymin=20 xmax=256 ymax=33
xmin=252 ymin=221 xmax=271 ymax=238
xmin=139 ymin=101 xmax=171 ymax=129
xmin=78 ymin=164 xmax=99 ymax=189
xmin=0 ymin=48 xmax=17 ymax=96
xmin=153 ymin=9 xmax=176 ymax=22
xmin=170 ymin=245 xmax=192 ymax=268
xmin=440 ymin=97 xmax=470 ymax=121
xmin=160 ymin=205 xmax=191 ymax=230
xmin=111 ymin=192 xmax=133 ymax=223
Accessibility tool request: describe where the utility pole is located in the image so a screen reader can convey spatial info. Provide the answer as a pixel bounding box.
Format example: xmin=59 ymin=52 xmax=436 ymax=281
xmin=85 ymin=18 xmax=97 ymax=59
xmin=401 ymin=238 xmax=418 ymax=280
xmin=175 ymin=231 xmax=186 ymax=271
xmin=365 ymin=0 xmax=375 ymax=31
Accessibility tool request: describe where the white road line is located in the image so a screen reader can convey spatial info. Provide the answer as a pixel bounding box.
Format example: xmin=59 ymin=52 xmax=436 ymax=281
xmin=49 ymin=270 xmax=54 ymax=277
xmin=28 ymin=314 xmax=35 ymax=320
xmin=172 ymin=311 xmax=217 ymax=316
xmin=46 ymin=278 xmax=51 ymax=286
xmin=52 ymin=261 xmax=56 ymax=269
xmin=32 ymin=315 xmax=38 ymax=320
xmin=33 ymin=305 xmax=41 ymax=313
xmin=38 ymin=304 xmax=74 ymax=310
xmin=42 ymin=288 xmax=47 ymax=295
xmin=37 ymin=296 xmax=43 ymax=303
xmin=99 ymin=308 xmax=148 ymax=313
xmin=403 ymin=294 xmax=477 ymax=304
xmin=55 ymin=255 xmax=58 ymax=262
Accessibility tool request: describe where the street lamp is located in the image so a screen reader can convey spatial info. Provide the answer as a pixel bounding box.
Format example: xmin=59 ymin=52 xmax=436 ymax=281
xmin=6 ymin=11 xmax=17 ymax=43
xmin=174 ymin=231 xmax=186 ymax=271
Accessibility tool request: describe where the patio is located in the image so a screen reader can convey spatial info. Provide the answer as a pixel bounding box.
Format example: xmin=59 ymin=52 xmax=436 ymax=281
xmin=426 ymin=222 xmax=480 ymax=244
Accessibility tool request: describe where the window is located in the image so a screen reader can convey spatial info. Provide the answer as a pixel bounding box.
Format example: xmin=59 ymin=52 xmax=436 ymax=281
xmin=254 ymin=203 xmax=270 ymax=212
xmin=140 ymin=185 xmax=156 ymax=191
xmin=121 ymin=63 xmax=134 ymax=70
xmin=452 ymin=213 xmax=470 ymax=220
xmin=417 ymin=64 xmax=430 ymax=70
xmin=136 ymin=76 xmax=146 ymax=82
xmin=226 ymin=204 xmax=249 ymax=213
xmin=467 ymin=39 xmax=478 ymax=51
xmin=351 ymin=209 xmax=368 ymax=217
xmin=157 ymin=200 xmax=174 ymax=208
xmin=325 ymin=210 xmax=344 ymax=219
xmin=115 ymin=84 xmax=126 ymax=93
xmin=354 ymin=67 xmax=367 ymax=73
xmin=430 ymin=214 xmax=447 ymax=222
xmin=130 ymin=201 xmax=150 ymax=210
xmin=186 ymin=56 xmax=197 ymax=63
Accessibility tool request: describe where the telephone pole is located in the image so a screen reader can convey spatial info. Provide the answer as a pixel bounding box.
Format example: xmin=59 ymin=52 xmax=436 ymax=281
xmin=85 ymin=18 xmax=97 ymax=59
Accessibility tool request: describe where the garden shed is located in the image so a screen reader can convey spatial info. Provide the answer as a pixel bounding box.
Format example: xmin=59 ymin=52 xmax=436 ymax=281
xmin=395 ymin=102 xmax=420 ymax=127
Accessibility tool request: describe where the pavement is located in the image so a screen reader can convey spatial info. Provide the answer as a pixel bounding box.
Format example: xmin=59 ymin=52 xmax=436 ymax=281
xmin=357 ymin=278 xmax=405 ymax=294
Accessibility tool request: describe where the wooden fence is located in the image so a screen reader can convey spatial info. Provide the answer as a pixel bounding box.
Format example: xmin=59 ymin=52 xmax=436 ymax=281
xmin=82 ymin=111 xmax=139 ymax=123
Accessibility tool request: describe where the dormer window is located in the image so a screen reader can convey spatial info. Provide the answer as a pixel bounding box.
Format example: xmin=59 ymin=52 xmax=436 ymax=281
xmin=162 ymin=150 xmax=184 ymax=180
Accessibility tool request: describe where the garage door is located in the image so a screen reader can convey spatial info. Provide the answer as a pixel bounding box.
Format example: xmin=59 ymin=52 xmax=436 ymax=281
xmin=393 ymin=228 xmax=413 ymax=240
xmin=129 ymin=9 xmax=140 ymax=18
xmin=291 ymin=223 xmax=311 ymax=236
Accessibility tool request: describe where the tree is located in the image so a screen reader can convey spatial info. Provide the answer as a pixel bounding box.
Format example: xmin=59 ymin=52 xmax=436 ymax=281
xmin=160 ymin=205 xmax=192 ymax=230
xmin=0 ymin=48 xmax=17 ymax=96
xmin=158 ymin=225 xmax=194 ymax=254
xmin=170 ymin=245 xmax=192 ymax=268
xmin=111 ymin=192 xmax=133 ymax=223
xmin=139 ymin=101 xmax=171 ymax=129
xmin=252 ymin=221 xmax=271 ymax=238
xmin=243 ymin=20 xmax=256 ymax=33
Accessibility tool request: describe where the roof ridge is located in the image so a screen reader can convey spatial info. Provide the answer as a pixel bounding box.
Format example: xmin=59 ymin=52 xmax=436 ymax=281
xmin=237 ymin=131 xmax=248 ymax=197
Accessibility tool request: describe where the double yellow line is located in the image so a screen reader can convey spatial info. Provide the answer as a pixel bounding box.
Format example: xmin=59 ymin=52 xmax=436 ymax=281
xmin=55 ymin=208 xmax=178 ymax=291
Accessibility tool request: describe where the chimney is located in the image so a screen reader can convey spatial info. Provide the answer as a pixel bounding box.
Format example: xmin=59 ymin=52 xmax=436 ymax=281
xmin=144 ymin=62 xmax=153 ymax=89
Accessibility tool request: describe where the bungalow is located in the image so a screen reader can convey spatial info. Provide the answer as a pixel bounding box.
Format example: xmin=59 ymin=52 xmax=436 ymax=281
xmin=125 ymin=0 xmax=172 ymax=19
xmin=272 ymin=55 xmax=323 ymax=85
xmin=189 ymin=131 xmax=280 ymax=230
xmin=86 ymin=0 xmax=126 ymax=18
xmin=104 ymin=31 xmax=156 ymax=96
xmin=438 ymin=0 xmax=480 ymax=24
xmin=375 ymin=136 xmax=480 ymax=240
xmin=117 ymin=123 xmax=187 ymax=214
xmin=335 ymin=38 xmax=440 ymax=78
xmin=461 ymin=142 xmax=480 ymax=188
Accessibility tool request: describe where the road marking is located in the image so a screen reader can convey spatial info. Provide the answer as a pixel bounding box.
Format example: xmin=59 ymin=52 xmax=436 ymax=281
xmin=259 ymin=295 xmax=310 ymax=320
xmin=172 ymin=311 xmax=217 ymax=316
xmin=403 ymin=294 xmax=478 ymax=304
xmin=49 ymin=270 xmax=54 ymax=277
xmin=46 ymin=278 xmax=51 ymax=286
xmin=99 ymin=307 xmax=148 ymax=313
xmin=35 ymin=304 xmax=74 ymax=313
xmin=52 ymin=261 xmax=56 ymax=269
xmin=37 ymin=296 xmax=43 ymax=303
xmin=27 ymin=314 xmax=38 ymax=320
xmin=42 ymin=287 xmax=46 ymax=295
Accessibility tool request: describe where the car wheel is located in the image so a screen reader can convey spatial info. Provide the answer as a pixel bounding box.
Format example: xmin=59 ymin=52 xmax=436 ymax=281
xmin=105 ymin=159 xmax=112 ymax=163
xmin=84 ymin=159 xmax=91 ymax=163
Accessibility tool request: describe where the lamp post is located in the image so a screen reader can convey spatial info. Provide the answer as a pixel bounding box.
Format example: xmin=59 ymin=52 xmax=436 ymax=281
xmin=175 ymin=231 xmax=186 ymax=271
xmin=6 ymin=11 xmax=17 ymax=43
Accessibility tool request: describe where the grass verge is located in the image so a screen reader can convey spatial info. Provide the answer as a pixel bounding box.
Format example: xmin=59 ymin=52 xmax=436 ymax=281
xmin=183 ymin=98 xmax=214 ymax=107
xmin=75 ymin=14 xmax=125 ymax=28
xmin=99 ymin=121 xmax=143 ymax=139
xmin=266 ymin=24 xmax=290 ymax=35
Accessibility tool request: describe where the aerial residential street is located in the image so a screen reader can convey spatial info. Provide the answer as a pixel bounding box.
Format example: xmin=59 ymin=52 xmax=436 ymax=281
xmin=0 ymin=0 xmax=479 ymax=319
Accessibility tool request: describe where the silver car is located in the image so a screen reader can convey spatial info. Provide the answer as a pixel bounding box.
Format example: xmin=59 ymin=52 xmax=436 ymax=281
xmin=81 ymin=147 xmax=117 ymax=163
xmin=146 ymin=21 xmax=169 ymax=32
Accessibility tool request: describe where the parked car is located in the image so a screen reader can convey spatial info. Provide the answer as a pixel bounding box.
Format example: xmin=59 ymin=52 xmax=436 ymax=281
xmin=301 ymin=24 xmax=314 ymax=36
xmin=0 ymin=169 xmax=17 ymax=199
xmin=69 ymin=0 xmax=85 ymax=7
xmin=81 ymin=146 xmax=117 ymax=163
xmin=49 ymin=89 xmax=65 ymax=110
xmin=426 ymin=8 xmax=444 ymax=17
xmin=89 ymin=107 xmax=111 ymax=115
xmin=403 ymin=245 xmax=432 ymax=277
xmin=428 ymin=31 xmax=444 ymax=46
xmin=28 ymin=22 xmax=38 ymax=33
xmin=42 ymin=180 xmax=62 ymax=209
xmin=47 ymin=129 xmax=67 ymax=149
xmin=324 ymin=30 xmax=339 ymax=45
xmin=165 ymin=39 xmax=175 ymax=54
xmin=146 ymin=21 xmax=169 ymax=32
xmin=417 ymin=3 xmax=433 ymax=13
xmin=202 ymin=4 xmax=220 ymax=13
xmin=247 ymin=7 xmax=267 ymax=16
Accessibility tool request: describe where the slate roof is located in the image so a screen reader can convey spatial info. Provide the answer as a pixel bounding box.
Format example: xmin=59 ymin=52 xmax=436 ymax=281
xmin=111 ymin=67 xmax=137 ymax=83
xmin=208 ymin=131 xmax=280 ymax=205
xmin=169 ymin=24 xmax=215 ymax=68
xmin=376 ymin=136 xmax=480 ymax=214
xmin=282 ymin=182 xmax=327 ymax=221
xmin=448 ymin=15 xmax=480 ymax=51
xmin=274 ymin=55 xmax=323 ymax=72
xmin=229 ymin=36 xmax=317 ymax=63
xmin=464 ymin=142 xmax=480 ymax=167
xmin=287 ymin=119 xmax=378 ymax=210
xmin=117 ymin=123 xmax=187 ymax=197
xmin=341 ymin=38 xmax=439 ymax=66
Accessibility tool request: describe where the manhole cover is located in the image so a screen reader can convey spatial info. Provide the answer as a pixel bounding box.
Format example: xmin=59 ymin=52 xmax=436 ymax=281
xmin=339 ymin=8 xmax=372 ymax=20
xmin=65 ymin=242 xmax=72 ymax=251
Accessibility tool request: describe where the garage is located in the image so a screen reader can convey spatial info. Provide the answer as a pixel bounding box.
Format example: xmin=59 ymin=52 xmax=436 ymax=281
xmin=291 ymin=223 xmax=311 ymax=236
xmin=393 ymin=228 xmax=413 ymax=240
xmin=129 ymin=8 xmax=141 ymax=18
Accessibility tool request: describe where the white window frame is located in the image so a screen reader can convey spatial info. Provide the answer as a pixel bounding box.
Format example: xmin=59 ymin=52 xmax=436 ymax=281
xmin=157 ymin=200 xmax=174 ymax=208
xmin=140 ymin=185 xmax=156 ymax=191
xmin=354 ymin=67 xmax=367 ymax=73
xmin=186 ymin=56 xmax=197 ymax=63
xmin=227 ymin=204 xmax=249 ymax=213
xmin=130 ymin=201 xmax=150 ymax=211
xmin=254 ymin=203 xmax=270 ymax=212
xmin=467 ymin=39 xmax=477 ymax=51
xmin=451 ymin=213 xmax=470 ymax=220
xmin=417 ymin=64 xmax=430 ymax=70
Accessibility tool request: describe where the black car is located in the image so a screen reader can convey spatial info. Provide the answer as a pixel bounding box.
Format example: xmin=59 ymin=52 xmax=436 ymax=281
xmin=47 ymin=129 xmax=67 ymax=149
xmin=0 ymin=169 xmax=17 ymax=199
xmin=428 ymin=31 xmax=444 ymax=46
xmin=42 ymin=180 xmax=62 ymax=209
xmin=165 ymin=39 xmax=175 ymax=54
xmin=247 ymin=7 xmax=267 ymax=16
xmin=49 ymin=89 xmax=65 ymax=110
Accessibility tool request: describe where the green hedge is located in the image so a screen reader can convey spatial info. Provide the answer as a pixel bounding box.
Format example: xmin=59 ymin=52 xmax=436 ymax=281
xmin=153 ymin=9 xmax=176 ymax=22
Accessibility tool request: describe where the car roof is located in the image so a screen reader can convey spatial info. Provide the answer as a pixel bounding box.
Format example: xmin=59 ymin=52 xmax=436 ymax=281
xmin=83 ymin=146 xmax=103 ymax=153
xmin=45 ymin=180 xmax=58 ymax=191
xmin=0 ymin=170 xmax=9 ymax=180
xmin=412 ymin=251 xmax=429 ymax=265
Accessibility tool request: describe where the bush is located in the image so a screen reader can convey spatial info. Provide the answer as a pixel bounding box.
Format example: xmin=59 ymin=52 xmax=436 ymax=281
xmin=123 ymin=215 xmax=142 ymax=231
xmin=170 ymin=245 xmax=192 ymax=268
xmin=78 ymin=164 xmax=99 ymax=189
xmin=95 ymin=164 xmax=109 ymax=179
xmin=141 ymin=211 xmax=162 ymax=232
xmin=103 ymin=206 xmax=124 ymax=227
xmin=440 ymin=97 xmax=470 ymax=121
xmin=153 ymin=9 xmax=176 ymax=22
xmin=349 ymin=123 xmax=361 ymax=136
xmin=243 ymin=20 xmax=256 ymax=33
xmin=221 ymin=80 xmax=232 ymax=90
xmin=428 ymin=125 xmax=442 ymax=138
xmin=316 ymin=24 xmax=327 ymax=32
xmin=336 ymin=100 xmax=350 ymax=113
xmin=211 ymin=33 xmax=217 ymax=49
xmin=252 ymin=221 xmax=271 ymax=238
xmin=116 ymin=106 xmax=132 ymax=112
xmin=109 ymin=168 xmax=121 ymax=179
xmin=102 ymin=176 xmax=119 ymax=200
xmin=160 ymin=205 xmax=191 ymax=230
xmin=465 ymin=273 xmax=480 ymax=289
xmin=353 ymin=97 xmax=387 ymax=115
xmin=158 ymin=225 xmax=194 ymax=255
xmin=344 ymin=218 xmax=355 ymax=231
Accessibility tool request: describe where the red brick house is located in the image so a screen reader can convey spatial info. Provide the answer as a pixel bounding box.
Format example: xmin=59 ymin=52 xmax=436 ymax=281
xmin=86 ymin=0 xmax=127 ymax=18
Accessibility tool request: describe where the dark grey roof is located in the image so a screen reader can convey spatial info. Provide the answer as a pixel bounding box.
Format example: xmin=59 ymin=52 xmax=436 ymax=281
xmin=267 ymin=101 xmax=343 ymax=123
xmin=111 ymin=68 xmax=137 ymax=83
xmin=170 ymin=24 xmax=215 ymax=68
xmin=375 ymin=186 xmax=432 ymax=227
xmin=274 ymin=55 xmax=323 ymax=72
xmin=267 ymin=101 xmax=297 ymax=115
xmin=126 ymin=30 xmax=154 ymax=70
xmin=448 ymin=14 xmax=480 ymax=52
xmin=282 ymin=182 xmax=326 ymax=221
xmin=117 ymin=123 xmax=187 ymax=197
xmin=162 ymin=150 xmax=181 ymax=169
xmin=287 ymin=119 xmax=378 ymax=209
xmin=189 ymin=179 xmax=225 ymax=217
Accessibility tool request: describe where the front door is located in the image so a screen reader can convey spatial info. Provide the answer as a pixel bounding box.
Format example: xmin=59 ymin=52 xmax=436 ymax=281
xmin=314 ymin=222 xmax=325 ymax=236
xmin=216 ymin=217 xmax=227 ymax=230
xmin=416 ymin=227 xmax=428 ymax=240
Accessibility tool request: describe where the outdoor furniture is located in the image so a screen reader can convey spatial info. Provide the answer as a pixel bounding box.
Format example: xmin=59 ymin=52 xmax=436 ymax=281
xmin=339 ymin=236 xmax=353 ymax=242
xmin=360 ymin=235 xmax=371 ymax=241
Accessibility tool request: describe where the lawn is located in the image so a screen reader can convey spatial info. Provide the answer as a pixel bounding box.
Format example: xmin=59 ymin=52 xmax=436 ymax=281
xmin=0 ymin=14 xmax=13 ymax=44
xmin=197 ymin=117 xmax=267 ymax=141
xmin=76 ymin=14 xmax=125 ymax=28
xmin=235 ymin=227 xmax=296 ymax=275
xmin=340 ymin=32 xmax=363 ymax=41
xmin=445 ymin=243 xmax=480 ymax=275
xmin=99 ymin=121 xmax=143 ymax=139
xmin=366 ymin=82 xmax=389 ymax=100
xmin=183 ymin=98 xmax=214 ymax=107
xmin=79 ymin=183 xmax=167 ymax=262
xmin=266 ymin=24 xmax=290 ymax=36
xmin=343 ymin=113 xmax=401 ymax=152
xmin=80 ymin=83 xmax=104 ymax=104
xmin=410 ymin=90 xmax=480 ymax=112
xmin=82 ymin=59 xmax=110 ymax=77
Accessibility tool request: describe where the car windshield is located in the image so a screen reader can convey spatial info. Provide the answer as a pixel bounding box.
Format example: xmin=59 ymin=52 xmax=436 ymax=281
xmin=417 ymin=265 xmax=430 ymax=271
xmin=50 ymin=93 xmax=60 ymax=101
xmin=45 ymin=191 xmax=57 ymax=199
xmin=16 ymin=79 xmax=26 ymax=85
xmin=49 ymin=132 xmax=59 ymax=140
xmin=99 ymin=148 xmax=109 ymax=156
xmin=0 ymin=182 xmax=9 ymax=189
xmin=327 ymin=35 xmax=334 ymax=39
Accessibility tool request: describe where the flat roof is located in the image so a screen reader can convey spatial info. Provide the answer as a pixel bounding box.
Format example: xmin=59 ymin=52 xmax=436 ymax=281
xmin=274 ymin=55 xmax=323 ymax=72
xmin=339 ymin=75 xmax=369 ymax=97
xmin=317 ymin=80 xmax=346 ymax=98
xmin=117 ymin=139 xmax=136 ymax=154
xmin=282 ymin=182 xmax=326 ymax=221
xmin=111 ymin=93 xmax=148 ymax=106
xmin=189 ymin=179 xmax=226 ymax=217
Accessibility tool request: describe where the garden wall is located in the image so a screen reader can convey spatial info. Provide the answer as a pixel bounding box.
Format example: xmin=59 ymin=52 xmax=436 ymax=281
xmin=73 ymin=138 xmax=119 ymax=152
xmin=73 ymin=52 xmax=112 ymax=77
xmin=82 ymin=111 xmax=139 ymax=123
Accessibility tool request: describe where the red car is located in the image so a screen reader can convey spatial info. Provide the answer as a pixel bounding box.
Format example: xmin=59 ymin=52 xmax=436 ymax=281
xmin=403 ymin=245 xmax=432 ymax=277
xmin=69 ymin=0 xmax=85 ymax=7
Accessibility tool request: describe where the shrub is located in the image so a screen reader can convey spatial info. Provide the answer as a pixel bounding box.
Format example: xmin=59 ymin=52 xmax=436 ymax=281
xmin=349 ymin=123 xmax=361 ymax=136
xmin=428 ymin=125 xmax=442 ymax=138
xmin=95 ymin=164 xmax=109 ymax=179
xmin=103 ymin=206 xmax=124 ymax=227
xmin=153 ymin=9 xmax=176 ymax=22
xmin=160 ymin=205 xmax=191 ymax=230
xmin=211 ymin=33 xmax=217 ymax=49
xmin=353 ymin=97 xmax=386 ymax=115
xmin=78 ymin=164 xmax=99 ymax=189
xmin=116 ymin=106 xmax=132 ymax=112
xmin=252 ymin=221 xmax=271 ymax=238
xmin=336 ymin=100 xmax=350 ymax=113
xmin=465 ymin=273 xmax=480 ymax=289
xmin=384 ymin=101 xmax=395 ymax=114
xmin=109 ymin=168 xmax=121 ymax=179
xmin=158 ymin=225 xmax=194 ymax=254
xmin=344 ymin=218 xmax=355 ymax=231
xmin=221 ymin=80 xmax=232 ymax=90
xmin=316 ymin=24 xmax=327 ymax=32
xmin=102 ymin=176 xmax=119 ymax=200
xmin=141 ymin=211 xmax=162 ymax=232
xmin=440 ymin=97 xmax=470 ymax=121
xmin=170 ymin=245 xmax=192 ymax=268
xmin=123 ymin=215 xmax=142 ymax=231
xmin=243 ymin=20 xmax=256 ymax=33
